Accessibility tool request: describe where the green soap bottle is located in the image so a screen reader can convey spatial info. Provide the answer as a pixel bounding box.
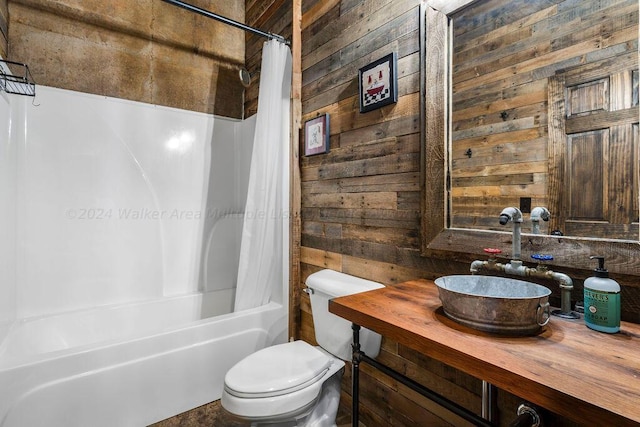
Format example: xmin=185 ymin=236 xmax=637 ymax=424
xmin=583 ymin=256 xmax=620 ymax=333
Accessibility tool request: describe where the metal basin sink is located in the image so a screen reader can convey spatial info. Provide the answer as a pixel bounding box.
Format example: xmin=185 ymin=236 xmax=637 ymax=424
xmin=434 ymin=275 xmax=551 ymax=336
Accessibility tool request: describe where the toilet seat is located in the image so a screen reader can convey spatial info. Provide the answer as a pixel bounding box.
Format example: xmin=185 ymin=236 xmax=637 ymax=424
xmin=221 ymin=341 xmax=345 ymax=420
xmin=224 ymin=341 xmax=332 ymax=398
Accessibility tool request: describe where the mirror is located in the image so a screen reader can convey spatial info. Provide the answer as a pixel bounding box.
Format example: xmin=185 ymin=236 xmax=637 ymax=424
xmin=421 ymin=0 xmax=640 ymax=275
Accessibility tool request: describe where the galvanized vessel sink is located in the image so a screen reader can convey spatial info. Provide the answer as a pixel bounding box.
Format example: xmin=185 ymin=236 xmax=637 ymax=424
xmin=434 ymin=275 xmax=551 ymax=335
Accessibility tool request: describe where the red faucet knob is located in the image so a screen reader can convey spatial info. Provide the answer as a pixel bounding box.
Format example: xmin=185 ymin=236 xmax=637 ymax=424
xmin=483 ymin=248 xmax=502 ymax=255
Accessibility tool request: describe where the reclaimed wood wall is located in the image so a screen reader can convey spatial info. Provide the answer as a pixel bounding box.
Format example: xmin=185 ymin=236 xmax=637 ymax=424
xmin=296 ymin=0 xmax=624 ymax=425
xmin=450 ymin=0 xmax=639 ymax=232
xmin=244 ymin=0 xmax=294 ymax=116
xmin=298 ymin=1 xmax=498 ymax=426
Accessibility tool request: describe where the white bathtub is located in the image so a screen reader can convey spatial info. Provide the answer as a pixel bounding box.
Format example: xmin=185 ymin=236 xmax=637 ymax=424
xmin=0 ymin=290 xmax=287 ymax=427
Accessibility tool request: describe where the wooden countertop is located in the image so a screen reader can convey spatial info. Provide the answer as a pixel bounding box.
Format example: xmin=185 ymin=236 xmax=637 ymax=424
xmin=329 ymin=279 xmax=640 ymax=427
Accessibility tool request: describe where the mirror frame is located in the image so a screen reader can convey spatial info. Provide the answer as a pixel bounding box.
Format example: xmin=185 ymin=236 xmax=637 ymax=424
xmin=420 ymin=1 xmax=640 ymax=276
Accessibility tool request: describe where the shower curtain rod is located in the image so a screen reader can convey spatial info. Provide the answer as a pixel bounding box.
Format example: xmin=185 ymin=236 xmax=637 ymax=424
xmin=160 ymin=0 xmax=290 ymax=45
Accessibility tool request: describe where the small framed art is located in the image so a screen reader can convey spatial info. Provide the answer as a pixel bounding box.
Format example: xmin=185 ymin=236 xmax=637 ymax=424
xmin=358 ymin=52 xmax=398 ymax=113
xmin=304 ymin=114 xmax=330 ymax=156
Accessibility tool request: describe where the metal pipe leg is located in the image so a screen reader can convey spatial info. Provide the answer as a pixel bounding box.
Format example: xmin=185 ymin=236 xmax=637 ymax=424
xmin=482 ymin=381 xmax=497 ymax=423
xmin=351 ymin=323 xmax=361 ymax=427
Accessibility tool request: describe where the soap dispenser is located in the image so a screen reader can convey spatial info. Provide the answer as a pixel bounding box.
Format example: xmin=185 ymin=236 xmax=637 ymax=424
xmin=583 ymin=256 xmax=620 ymax=333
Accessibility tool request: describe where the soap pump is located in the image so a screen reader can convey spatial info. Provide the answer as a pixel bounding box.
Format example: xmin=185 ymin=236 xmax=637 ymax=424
xmin=583 ymin=256 xmax=620 ymax=333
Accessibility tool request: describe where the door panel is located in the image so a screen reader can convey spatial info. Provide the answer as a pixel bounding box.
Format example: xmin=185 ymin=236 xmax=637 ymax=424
xmin=549 ymin=67 xmax=639 ymax=239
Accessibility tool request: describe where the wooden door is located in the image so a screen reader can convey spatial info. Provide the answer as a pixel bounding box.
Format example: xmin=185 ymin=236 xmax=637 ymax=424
xmin=548 ymin=59 xmax=639 ymax=239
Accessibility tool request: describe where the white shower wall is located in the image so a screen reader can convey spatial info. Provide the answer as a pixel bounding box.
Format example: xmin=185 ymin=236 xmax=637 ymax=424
xmin=0 ymin=91 xmax=17 ymax=340
xmin=4 ymin=86 xmax=254 ymax=320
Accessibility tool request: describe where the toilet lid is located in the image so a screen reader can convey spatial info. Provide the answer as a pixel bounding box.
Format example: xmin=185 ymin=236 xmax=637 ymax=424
xmin=224 ymin=341 xmax=332 ymax=398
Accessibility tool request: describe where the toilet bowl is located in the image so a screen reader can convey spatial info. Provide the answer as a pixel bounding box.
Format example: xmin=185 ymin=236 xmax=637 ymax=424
xmin=221 ymin=269 xmax=384 ymax=426
xmin=222 ymin=341 xmax=344 ymax=425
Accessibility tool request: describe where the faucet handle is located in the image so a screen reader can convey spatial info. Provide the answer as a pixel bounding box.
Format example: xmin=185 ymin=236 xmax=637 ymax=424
xmin=531 ymin=254 xmax=553 ymax=271
xmin=484 ymin=248 xmax=502 ymax=260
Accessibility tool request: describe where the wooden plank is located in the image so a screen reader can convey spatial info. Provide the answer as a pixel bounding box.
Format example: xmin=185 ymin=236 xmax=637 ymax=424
xmin=453 ymin=0 xmax=552 ymax=39
xmin=302 ymin=221 xmax=342 ymax=239
xmin=342 ymin=224 xmax=419 ymax=249
xmin=329 ymin=280 xmax=640 ymax=426
xmin=454 ymin=25 xmax=638 ymax=94
xmin=451 ymin=137 xmax=547 ymax=165
xmin=452 ymin=172 xmax=539 ymax=188
xmin=312 ymin=207 xmax=420 ymax=229
xmin=317 ymin=152 xmax=420 ymax=180
xmin=450 ymin=183 xmax=546 ymax=198
xmin=357 ymin=366 xmax=468 ymax=427
xmin=422 ymin=5 xmax=448 ymax=252
xmin=566 ymin=107 xmax=639 ymax=134
xmin=453 ymin=83 xmax=547 ymax=121
xmin=299 ymin=246 xmax=342 ymax=270
xmin=451 ymin=161 xmax=547 ymax=179
xmin=301 ymin=0 xmax=339 ymax=30
xmin=302 ymin=136 xmax=411 ymax=167
xmin=303 ymin=191 xmax=398 ymax=210
xmin=289 ymin=0 xmax=302 ymax=341
xmin=453 ymin=5 xmax=558 ymax=61
xmin=454 ymin=0 xmax=636 ymax=76
xmin=342 ymin=254 xmax=440 ymax=284
xmin=304 ymin=136 xmax=418 ymax=171
xmin=303 ymin=0 xmax=415 ymax=68
xmin=302 ymin=41 xmax=419 ymax=113
xmin=303 ymin=172 xmax=419 ymax=195
xmin=339 ymin=116 xmax=419 ymax=147
xmin=303 ymin=0 xmax=392 ymax=57
xmin=246 ymin=0 xmax=285 ymax=28
xmin=303 ymin=7 xmax=419 ymax=84
xmin=455 ymin=106 xmax=545 ymax=136
xmin=302 ymin=91 xmax=420 ymax=135
xmin=301 ymin=233 xmax=343 ymax=253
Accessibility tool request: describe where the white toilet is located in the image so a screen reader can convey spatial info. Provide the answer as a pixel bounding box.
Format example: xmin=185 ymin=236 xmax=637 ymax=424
xmin=221 ymin=269 xmax=384 ymax=426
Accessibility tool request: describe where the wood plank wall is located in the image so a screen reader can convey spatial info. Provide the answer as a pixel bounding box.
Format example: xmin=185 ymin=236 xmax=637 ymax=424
xmin=296 ymin=0 xmax=605 ymax=426
xmin=297 ymin=2 xmax=484 ymax=424
xmin=244 ymin=0 xmax=293 ymax=116
xmin=298 ymin=1 xmax=536 ymax=426
xmin=450 ymin=0 xmax=639 ymax=231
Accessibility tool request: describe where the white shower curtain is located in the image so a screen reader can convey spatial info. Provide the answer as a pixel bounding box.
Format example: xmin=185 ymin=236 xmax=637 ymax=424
xmin=234 ymin=40 xmax=292 ymax=311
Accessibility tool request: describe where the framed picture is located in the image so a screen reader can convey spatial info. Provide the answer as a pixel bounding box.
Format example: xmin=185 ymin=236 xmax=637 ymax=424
xmin=358 ymin=52 xmax=398 ymax=113
xmin=304 ymin=114 xmax=330 ymax=156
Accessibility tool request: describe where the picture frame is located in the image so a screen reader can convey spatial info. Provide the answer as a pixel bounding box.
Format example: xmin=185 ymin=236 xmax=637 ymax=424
xmin=358 ymin=52 xmax=398 ymax=113
xmin=303 ymin=114 xmax=330 ymax=156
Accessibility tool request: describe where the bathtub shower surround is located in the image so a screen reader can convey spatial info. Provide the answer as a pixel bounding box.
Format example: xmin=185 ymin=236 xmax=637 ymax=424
xmin=0 ymin=91 xmax=16 ymax=344
xmin=0 ymin=78 xmax=289 ymax=424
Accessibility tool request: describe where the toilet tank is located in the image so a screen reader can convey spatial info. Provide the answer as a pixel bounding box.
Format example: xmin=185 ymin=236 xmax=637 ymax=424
xmin=306 ymin=269 xmax=384 ymax=360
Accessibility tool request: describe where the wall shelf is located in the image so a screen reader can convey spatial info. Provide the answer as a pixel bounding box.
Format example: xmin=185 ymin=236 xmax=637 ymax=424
xmin=0 ymin=59 xmax=36 ymax=97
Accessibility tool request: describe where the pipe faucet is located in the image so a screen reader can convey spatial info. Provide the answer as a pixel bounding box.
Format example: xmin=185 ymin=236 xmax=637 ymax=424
xmin=530 ymin=207 xmax=550 ymax=234
xmin=499 ymin=207 xmax=522 ymax=260
xmin=470 ymin=254 xmax=578 ymax=320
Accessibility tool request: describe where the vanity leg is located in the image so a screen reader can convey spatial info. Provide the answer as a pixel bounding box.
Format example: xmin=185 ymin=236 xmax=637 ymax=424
xmin=482 ymin=380 xmax=497 ymax=423
xmin=351 ymin=323 xmax=361 ymax=427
